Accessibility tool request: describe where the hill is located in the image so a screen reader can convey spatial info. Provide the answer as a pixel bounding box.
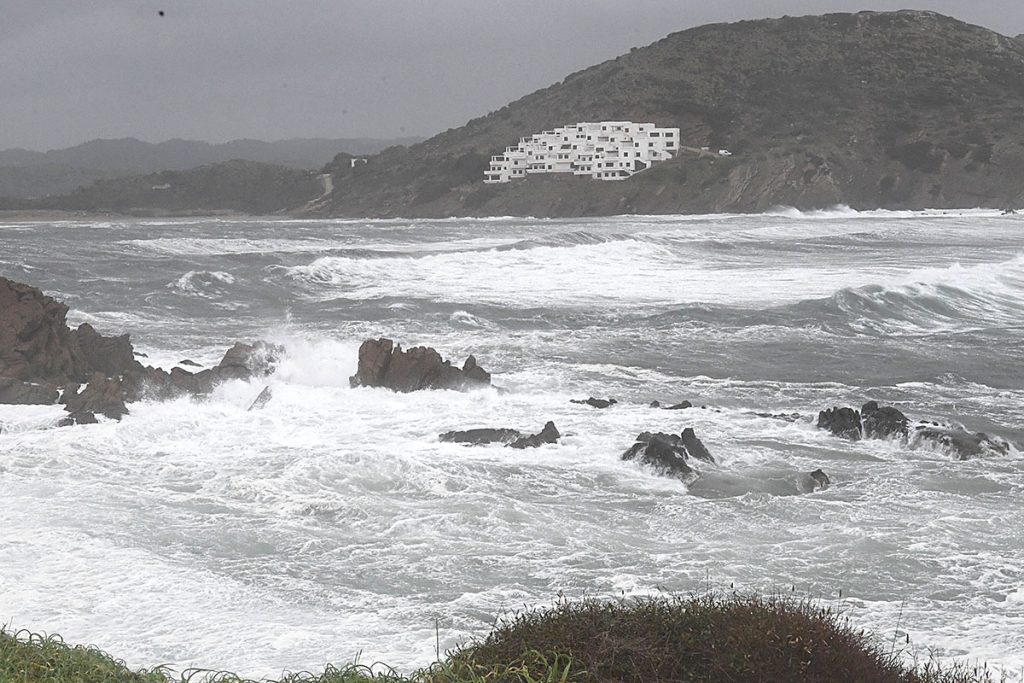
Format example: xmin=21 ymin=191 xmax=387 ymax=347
xmin=13 ymin=160 xmax=324 ymax=216
xmin=0 ymin=136 xmax=421 ymax=199
xmin=310 ymin=10 xmax=1024 ymax=218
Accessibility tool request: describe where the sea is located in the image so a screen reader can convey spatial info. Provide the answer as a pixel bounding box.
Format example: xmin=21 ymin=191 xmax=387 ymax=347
xmin=1 ymin=208 xmax=1022 ymax=678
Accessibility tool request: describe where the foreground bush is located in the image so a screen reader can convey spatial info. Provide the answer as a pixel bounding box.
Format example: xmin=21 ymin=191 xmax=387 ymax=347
xmin=1 ymin=594 xmax=1001 ymax=682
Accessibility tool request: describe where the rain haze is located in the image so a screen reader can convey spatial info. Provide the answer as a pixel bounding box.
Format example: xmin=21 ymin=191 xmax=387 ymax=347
xmin=3 ymin=0 xmax=1024 ymax=151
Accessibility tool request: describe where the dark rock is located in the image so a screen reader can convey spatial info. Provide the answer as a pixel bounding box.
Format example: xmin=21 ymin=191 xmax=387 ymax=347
xmin=649 ymin=400 xmax=661 ymax=408
xmin=753 ymin=412 xmax=803 ymax=422
xmin=0 ymin=377 xmax=59 ymax=404
xmin=63 ymin=373 xmax=128 ymax=420
xmin=72 ymin=323 xmax=135 ymax=377
xmin=806 ymin=469 xmax=831 ymax=491
xmin=508 ymin=421 xmax=561 ymax=449
xmin=861 ymin=401 xmax=908 ymax=440
xmin=571 ymin=397 xmax=617 ymax=409
xmin=817 ymin=406 xmax=862 ymax=440
xmin=179 ymin=359 xmax=201 ymax=367
xmin=349 ymin=338 xmax=491 ymax=392
xmin=911 ymin=425 xmax=1011 ymax=459
xmin=622 ymin=432 xmax=695 ymax=481
xmin=681 ymin=427 xmax=715 ymax=463
xmin=216 ymin=341 xmax=281 ymax=379
xmin=440 ymin=427 xmax=523 ymax=445
xmin=665 ymin=401 xmax=692 ymax=410
xmin=0 ymin=277 xmax=87 ymax=383
xmin=58 ymin=411 xmax=98 ymax=427
xmin=247 ymin=386 xmax=272 ymax=411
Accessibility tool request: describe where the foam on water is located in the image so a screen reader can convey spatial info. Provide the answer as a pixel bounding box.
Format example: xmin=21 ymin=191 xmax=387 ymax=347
xmin=2 ymin=213 xmax=1024 ymax=678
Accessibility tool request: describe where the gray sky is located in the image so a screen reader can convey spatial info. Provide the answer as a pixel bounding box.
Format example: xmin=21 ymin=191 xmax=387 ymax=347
xmin=2 ymin=1 xmax=1023 ymax=151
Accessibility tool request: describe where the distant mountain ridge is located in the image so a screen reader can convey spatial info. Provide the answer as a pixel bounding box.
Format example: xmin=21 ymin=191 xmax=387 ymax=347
xmin=0 ymin=136 xmax=421 ymax=198
xmin=309 ymin=10 xmax=1024 ymax=217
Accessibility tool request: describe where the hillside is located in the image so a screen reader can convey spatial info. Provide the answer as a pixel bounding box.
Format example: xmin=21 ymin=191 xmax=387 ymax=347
xmin=310 ymin=10 xmax=1024 ymax=217
xmin=0 ymin=136 xmax=421 ymax=199
xmin=18 ymin=160 xmax=323 ymax=216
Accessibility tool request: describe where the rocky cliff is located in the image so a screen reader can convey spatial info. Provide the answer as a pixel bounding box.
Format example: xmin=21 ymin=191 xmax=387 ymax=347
xmin=310 ymin=10 xmax=1024 ymax=218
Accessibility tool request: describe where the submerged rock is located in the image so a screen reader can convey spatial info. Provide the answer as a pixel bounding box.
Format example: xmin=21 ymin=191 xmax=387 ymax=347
xmin=440 ymin=427 xmax=523 ymax=445
xmin=801 ymin=468 xmax=832 ymax=492
xmin=571 ymin=397 xmax=617 ymax=409
xmin=349 ymin=338 xmax=491 ymax=392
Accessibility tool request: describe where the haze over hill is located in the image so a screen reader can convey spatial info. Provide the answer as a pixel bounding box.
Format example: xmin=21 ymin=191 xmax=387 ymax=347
xmin=307 ymin=10 xmax=1024 ymax=217
xmin=0 ymin=136 xmax=420 ymax=199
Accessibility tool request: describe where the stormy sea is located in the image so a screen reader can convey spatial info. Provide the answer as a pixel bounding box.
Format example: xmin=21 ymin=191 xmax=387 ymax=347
xmin=1 ymin=209 xmax=1022 ymax=677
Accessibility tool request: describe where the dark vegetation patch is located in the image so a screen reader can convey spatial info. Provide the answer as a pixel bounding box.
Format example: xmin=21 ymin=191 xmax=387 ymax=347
xmin=3 ymin=595 xmax=1000 ymax=682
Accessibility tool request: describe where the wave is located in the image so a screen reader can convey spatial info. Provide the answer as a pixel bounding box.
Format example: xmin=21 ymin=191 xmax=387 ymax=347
xmin=169 ymin=270 xmax=236 ymax=298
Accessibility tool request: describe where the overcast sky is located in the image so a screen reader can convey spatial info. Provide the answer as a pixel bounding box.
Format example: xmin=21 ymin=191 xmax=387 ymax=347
xmin=2 ymin=1 xmax=1023 ymax=151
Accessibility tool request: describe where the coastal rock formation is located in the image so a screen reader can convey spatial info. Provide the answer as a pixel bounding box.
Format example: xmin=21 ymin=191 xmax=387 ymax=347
xmin=817 ymin=399 xmax=1013 ymax=460
xmin=440 ymin=427 xmax=523 ymax=445
xmin=571 ymin=397 xmax=617 ymax=409
xmin=0 ymin=276 xmax=282 ymax=424
xmin=910 ymin=424 xmax=1011 ymax=460
xmin=650 ymin=400 xmax=693 ymax=410
xmin=817 ymin=406 xmax=863 ymax=440
xmin=802 ymin=469 xmax=832 ymax=492
xmin=349 ymin=338 xmax=491 ymax=392
xmin=622 ymin=428 xmax=715 ymax=481
xmin=508 ymin=421 xmax=561 ymax=449
xmin=861 ymin=400 xmax=908 ymax=440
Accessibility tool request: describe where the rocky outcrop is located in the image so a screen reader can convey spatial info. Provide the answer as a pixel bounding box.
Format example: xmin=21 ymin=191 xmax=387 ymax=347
xmin=508 ymin=421 xmax=561 ymax=449
xmin=122 ymin=341 xmax=282 ymax=402
xmin=817 ymin=400 xmax=1013 ymax=460
xmin=861 ymin=401 xmax=908 ymax=440
xmin=910 ymin=424 xmax=1011 ymax=460
xmin=60 ymin=373 xmax=129 ymax=424
xmin=817 ymin=406 xmax=862 ymax=440
xmin=571 ymin=397 xmax=617 ymax=409
xmin=622 ymin=428 xmax=715 ymax=481
xmin=1 ymin=277 xmax=282 ymax=425
xmin=349 ymin=338 xmax=491 ymax=392
xmin=622 ymin=432 xmax=696 ymax=481
xmin=802 ymin=469 xmax=832 ymax=492
xmin=440 ymin=427 xmax=523 ymax=445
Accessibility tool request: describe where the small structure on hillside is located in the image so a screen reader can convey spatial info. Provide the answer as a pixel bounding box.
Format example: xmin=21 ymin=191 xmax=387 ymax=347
xmin=484 ymin=121 xmax=680 ymax=183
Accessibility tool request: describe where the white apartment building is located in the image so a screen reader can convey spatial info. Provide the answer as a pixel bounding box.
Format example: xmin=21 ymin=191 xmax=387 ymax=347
xmin=484 ymin=121 xmax=680 ymax=183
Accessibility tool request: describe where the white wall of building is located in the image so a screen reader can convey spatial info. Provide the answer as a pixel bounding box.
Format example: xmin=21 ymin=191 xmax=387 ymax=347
xmin=484 ymin=121 xmax=680 ymax=183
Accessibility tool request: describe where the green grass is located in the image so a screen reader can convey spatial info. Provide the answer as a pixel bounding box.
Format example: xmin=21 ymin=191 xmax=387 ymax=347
xmin=1 ymin=594 xmax=1005 ymax=683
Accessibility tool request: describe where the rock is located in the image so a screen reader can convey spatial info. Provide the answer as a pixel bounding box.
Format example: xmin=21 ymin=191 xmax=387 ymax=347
xmin=571 ymin=397 xmax=617 ymax=409
xmin=861 ymin=400 xmax=908 ymax=440
xmin=649 ymin=400 xmax=661 ymax=408
xmin=665 ymin=401 xmax=692 ymax=410
xmin=72 ymin=323 xmax=135 ymax=377
xmin=806 ymin=469 xmax=831 ymax=491
xmin=247 ymin=386 xmax=272 ymax=411
xmin=0 ymin=377 xmax=59 ymax=404
xmin=508 ymin=421 xmax=561 ymax=449
xmin=622 ymin=432 xmax=695 ymax=481
xmin=817 ymin=406 xmax=862 ymax=440
xmin=349 ymin=338 xmax=491 ymax=392
xmin=63 ymin=373 xmax=128 ymax=421
xmin=440 ymin=427 xmax=523 ymax=445
xmin=179 ymin=359 xmax=201 ymax=367
xmin=753 ymin=412 xmax=803 ymax=422
xmin=58 ymin=411 xmax=98 ymax=427
xmin=216 ymin=341 xmax=281 ymax=379
xmin=681 ymin=427 xmax=715 ymax=463
xmin=911 ymin=424 xmax=1011 ymax=459
xmin=0 ymin=277 xmax=87 ymax=383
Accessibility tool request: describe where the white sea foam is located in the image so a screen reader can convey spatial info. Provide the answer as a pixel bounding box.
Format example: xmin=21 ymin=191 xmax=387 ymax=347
xmin=2 ymin=213 xmax=1023 ymax=678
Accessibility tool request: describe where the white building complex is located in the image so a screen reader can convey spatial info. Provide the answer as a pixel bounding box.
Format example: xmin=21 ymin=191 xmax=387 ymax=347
xmin=484 ymin=121 xmax=680 ymax=183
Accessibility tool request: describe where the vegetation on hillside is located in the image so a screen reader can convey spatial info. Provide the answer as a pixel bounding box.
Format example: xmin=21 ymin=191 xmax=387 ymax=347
xmin=314 ymin=10 xmax=1024 ymax=217
xmin=1 ymin=594 xmax=1005 ymax=683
